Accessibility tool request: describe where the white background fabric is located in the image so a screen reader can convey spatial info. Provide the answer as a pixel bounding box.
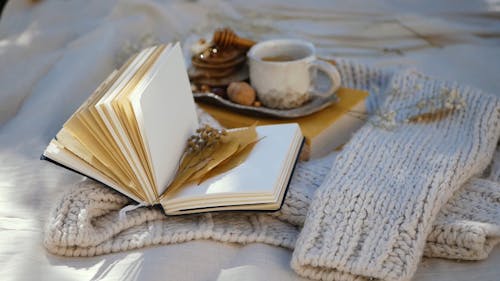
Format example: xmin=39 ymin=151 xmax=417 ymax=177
xmin=1 ymin=0 xmax=500 ymax=280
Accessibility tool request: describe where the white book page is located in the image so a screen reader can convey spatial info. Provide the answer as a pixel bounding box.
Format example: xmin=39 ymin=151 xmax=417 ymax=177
xmin=131 ymin=43 xmax=199 ymax=196
xmin=164 ymin=124 xmax=300 ymax=204
xmin=95 ymin=47 xmax=156 ymax=200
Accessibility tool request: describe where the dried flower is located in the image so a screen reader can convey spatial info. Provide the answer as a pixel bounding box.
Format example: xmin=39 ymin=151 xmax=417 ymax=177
xmin=443 ymin=89 xmax=466 ymax=110
xmin=162 ymin=125 xmax=258 ymax=196
xmin=370 ymin=85 xmax=467 ymax=130
xmin=416 ymin=100 xmax=427 ymax=109
xmin=370 ymin=110 xmax=398 ymax=130
xmin=408 ymin=108 xmax=455 ymax=123
xmin=186 ymin=125 xmax=227 ymax=153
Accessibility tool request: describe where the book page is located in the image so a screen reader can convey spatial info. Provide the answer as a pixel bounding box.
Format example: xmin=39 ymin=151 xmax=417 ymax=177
xmin=114 ymin=44 xmax=171 ymax=197
xmin=95 ymin=46 xmax=158 ymax=202
xmin=64 ymin=67 xmax=137 ymax=189
xmin=131 ymin=43 xmax=199 ymax=196
xmin=58 ymin=60 xmax=143 ymax=194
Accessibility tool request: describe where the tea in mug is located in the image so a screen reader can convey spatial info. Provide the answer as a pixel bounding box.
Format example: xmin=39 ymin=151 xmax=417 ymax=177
xmin=261 ymin=54 xmax=301 ymax=62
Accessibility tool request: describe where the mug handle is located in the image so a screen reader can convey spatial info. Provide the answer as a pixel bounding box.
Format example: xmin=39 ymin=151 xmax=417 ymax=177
xmin=308 ymin=60 xmax=341 ymax=98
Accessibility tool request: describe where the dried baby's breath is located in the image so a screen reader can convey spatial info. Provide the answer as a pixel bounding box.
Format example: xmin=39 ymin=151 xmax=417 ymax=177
xmin=186 ymin=125 xmax=227 ymax=153
xmin=369 ymin=110 xmax=398 ymax=130
xmin=370 ymin=85 xmax=467 ymax=130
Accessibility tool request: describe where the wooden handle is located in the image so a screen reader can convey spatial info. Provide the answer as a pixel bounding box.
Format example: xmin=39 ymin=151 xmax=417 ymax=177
xmin=212 ymin=28 xmax=256 ymax=49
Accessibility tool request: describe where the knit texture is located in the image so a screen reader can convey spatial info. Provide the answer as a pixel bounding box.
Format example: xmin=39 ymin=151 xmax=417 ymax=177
xmin=276 ymin=151 xmax=500 ymax=262
xmin=291 ymin=62 xmax=500 ymax=281
xmin=44 ymin=60 xmax=500 ymax=281
xmin=44 ymin=151 xmax=500 ymax=257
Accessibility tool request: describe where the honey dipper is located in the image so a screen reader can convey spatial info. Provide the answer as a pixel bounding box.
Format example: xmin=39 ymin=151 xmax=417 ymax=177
xmin=212 ymin=28 xmax=256 ymax=49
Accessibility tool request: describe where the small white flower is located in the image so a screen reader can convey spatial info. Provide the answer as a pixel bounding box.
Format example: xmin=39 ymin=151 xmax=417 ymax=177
xmin=427 ymin=99 xmax=436 ymax=110
xmin=416 ymin=100 xmax=427 ymax=109
xmin=448 ymin=89 xmax=459 ymax=99
xmin=444 ymin=101 xmax=454 ymax=109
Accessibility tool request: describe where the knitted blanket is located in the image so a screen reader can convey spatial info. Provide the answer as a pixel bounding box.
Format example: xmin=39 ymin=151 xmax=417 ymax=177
xmin=44 ymin=60 xmax=500 ymax=281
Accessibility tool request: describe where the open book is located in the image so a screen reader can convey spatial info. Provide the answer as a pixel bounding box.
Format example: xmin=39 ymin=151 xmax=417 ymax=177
xmin=42 ymin=43 xmax=304 ymax=215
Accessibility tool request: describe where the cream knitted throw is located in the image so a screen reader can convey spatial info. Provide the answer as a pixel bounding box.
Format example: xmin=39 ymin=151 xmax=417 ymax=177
xmin=291 ymin=63 xmax=500 ymax=281
xmin=44 ymin=60 xmax=500 ymax=281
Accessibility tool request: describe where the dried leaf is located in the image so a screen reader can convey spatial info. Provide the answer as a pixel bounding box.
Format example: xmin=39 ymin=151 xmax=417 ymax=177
xmin=188 ymin=140 xmax=240 ymax=182
xmin=164 ymin=155 xmax=212 ymax=196
xmin=408 ymin=108 xmax=455 ymax=123
xmin=198 ymin=139 xmax=260 ymax=184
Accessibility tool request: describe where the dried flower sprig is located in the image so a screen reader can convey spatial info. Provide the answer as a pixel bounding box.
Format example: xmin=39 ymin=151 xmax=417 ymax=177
xmin=408 ymin=108 xmax=455 ymax=123
xmin=160 ymin=125 xmax=258 ymax=198
xmin=186 ymin=125 xmax=227 ymax=153
xmin=369 ymin=110 xmax=398 ymax=130
xmin=368 ymin=85 xmax=467 ymax=130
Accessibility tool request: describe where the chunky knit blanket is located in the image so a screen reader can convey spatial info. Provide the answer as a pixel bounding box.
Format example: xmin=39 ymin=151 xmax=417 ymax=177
xmin=44 ymin=60 xmax=500 ymax=281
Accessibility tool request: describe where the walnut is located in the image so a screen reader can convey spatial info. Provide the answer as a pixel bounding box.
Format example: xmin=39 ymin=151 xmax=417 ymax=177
xmin=227 ymin=82 xmax=256 ymax=106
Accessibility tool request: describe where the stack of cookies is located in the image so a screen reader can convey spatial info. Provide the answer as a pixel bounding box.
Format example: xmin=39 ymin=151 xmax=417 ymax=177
xmin=189 ymin=27 xmax=257 ymax=93
xmin=188 ymin=29 xmax=264 ymax=107
xmin=188 ymin=44 xmax=248 ymax=90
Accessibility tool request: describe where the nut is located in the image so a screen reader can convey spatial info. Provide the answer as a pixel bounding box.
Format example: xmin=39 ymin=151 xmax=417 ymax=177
xmin=200 ymin=84 xmax=210 ymax=93
xmin=227 ymin=82 xmax=255 ymax=106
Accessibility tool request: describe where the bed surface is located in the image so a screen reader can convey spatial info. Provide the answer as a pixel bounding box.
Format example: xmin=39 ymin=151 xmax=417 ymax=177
xmin=1 ymin=0 xmax=500 ymax=280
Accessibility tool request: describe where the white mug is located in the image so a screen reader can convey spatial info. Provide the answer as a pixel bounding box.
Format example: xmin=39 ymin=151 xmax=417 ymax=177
xmin=248 ymin=39 xmax=341 ymax=109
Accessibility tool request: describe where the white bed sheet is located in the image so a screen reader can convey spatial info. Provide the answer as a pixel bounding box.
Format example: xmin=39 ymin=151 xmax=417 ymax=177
xmin=1 ymin=0 xmax=499 ymax=280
